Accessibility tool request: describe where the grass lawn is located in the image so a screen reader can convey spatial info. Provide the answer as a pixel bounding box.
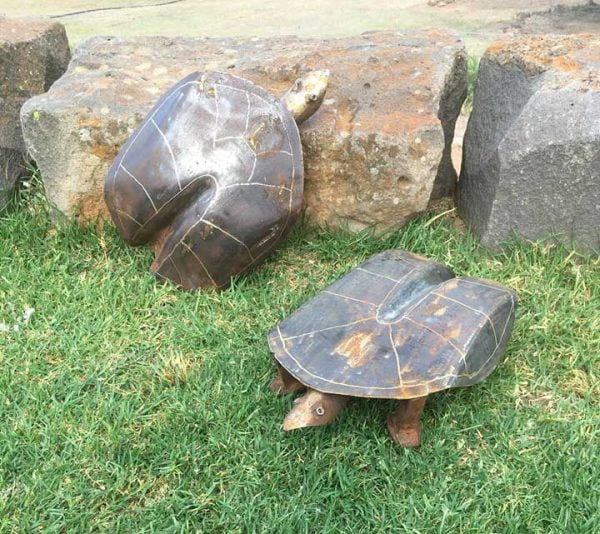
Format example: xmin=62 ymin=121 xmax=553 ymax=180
xmin=0 ymin=0 xmax=507 ymax=53
xmin=0 ymin=181 xmax=598 ymax=532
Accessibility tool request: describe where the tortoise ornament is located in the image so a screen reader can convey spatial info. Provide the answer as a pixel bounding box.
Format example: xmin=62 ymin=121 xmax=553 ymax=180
xmin=105 ymin=70 xmax=329 ymax=290
xmin=268 ymin=250 xmax=517 ymax=447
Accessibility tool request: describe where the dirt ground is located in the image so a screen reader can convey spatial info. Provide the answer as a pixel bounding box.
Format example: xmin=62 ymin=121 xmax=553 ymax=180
xmin=2 ymin=0 xmax=599 ymax=53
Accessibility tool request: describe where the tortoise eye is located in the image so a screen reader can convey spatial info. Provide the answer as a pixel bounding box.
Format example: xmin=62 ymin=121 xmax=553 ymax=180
xmin=306 ymin=93 xmax=318 ymax=102
xmin=315 ymin=406 xmax=325 ymax=416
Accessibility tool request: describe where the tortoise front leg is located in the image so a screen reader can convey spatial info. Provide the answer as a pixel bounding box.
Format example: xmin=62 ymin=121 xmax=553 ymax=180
xmin=387 ymin=396 xmax=428 ymax=448
xmin=269 ymin=361 xmax=306 ymax=395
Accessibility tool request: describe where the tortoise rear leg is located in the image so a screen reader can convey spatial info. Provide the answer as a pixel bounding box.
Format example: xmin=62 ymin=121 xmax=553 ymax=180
xmin=270 ymin=362 xmax=305 ymax=395
xmin=387 ymin=396 xmax=427 ymax=448
xmin=283 ymin=389 xmax=350 ymax=431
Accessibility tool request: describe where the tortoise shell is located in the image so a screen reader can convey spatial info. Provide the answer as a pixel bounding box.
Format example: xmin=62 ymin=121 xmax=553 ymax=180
xmin=105 ymin=71 xmax=303 ymax=290
xmin=268 ymin=250 xmax=517 ymax=399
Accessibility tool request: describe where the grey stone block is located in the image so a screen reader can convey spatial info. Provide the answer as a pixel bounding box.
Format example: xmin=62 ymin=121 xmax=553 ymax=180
xmin=458 ymin=34 xmax=600 ymax=253
xmin=21 ymin=31 xmax=466 ymax=229
xmin=0 ymin=16 xmax=70 ymax=207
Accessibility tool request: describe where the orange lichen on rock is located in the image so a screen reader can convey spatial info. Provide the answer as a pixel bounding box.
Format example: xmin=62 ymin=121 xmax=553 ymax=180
xmin=70 ymin=183 xmax=108 ymax=222
xmin=485 ymin=34 xmax=599 ymax=84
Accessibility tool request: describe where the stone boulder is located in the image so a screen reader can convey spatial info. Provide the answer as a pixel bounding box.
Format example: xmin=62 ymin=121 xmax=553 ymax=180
xmin=0 ymin=17 xmax=70 ymax=207
xmin=458 ymin=34 xmax=600 ymax=253
xmin=21 ymin=30 xmax=467 ymax=231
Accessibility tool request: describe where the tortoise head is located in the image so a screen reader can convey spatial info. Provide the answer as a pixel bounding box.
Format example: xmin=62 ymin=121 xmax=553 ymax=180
xmin=281 ymin=70 xmax=330 ymax=125
xmin=282 ymin=389 xmax=348 ymax=431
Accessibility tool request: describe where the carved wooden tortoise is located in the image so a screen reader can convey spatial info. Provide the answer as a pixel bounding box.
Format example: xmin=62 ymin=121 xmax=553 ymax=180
xmin=268 ymin=250 xmax=517 ymax=447
xmin=104 ymin=70 xmax=329 ymax=290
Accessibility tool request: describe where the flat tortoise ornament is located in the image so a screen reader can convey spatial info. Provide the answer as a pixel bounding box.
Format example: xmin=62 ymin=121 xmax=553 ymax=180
xmin=268 ymin=250 xmax=517 ymax=447
xmin=105 ymin=70 xmax=329 ymax=290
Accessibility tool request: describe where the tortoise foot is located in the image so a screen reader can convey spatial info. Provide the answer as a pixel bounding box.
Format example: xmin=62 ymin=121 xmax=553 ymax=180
xmin=270 ymin=362 xmax=306 ymax=395
xmin=387 ymin=397 xmax=427 ymax=448
xmin=387 ymin=419 xmax=422 ymax=448
xmin=283 ymin=389 xmax=349 ymax=431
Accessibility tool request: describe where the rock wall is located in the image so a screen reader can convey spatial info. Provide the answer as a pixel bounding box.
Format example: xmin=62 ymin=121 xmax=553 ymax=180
xmin=21 ymin=30 xmax=467 ymax=231
xmin=0 ymin=17 xmax=70 ymax=207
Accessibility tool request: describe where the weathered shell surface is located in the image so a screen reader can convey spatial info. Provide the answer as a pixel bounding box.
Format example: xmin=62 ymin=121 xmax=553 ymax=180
xmin=268 ymin=250 xmax=517 ymax=399
xmin=105 ymin=71 xmax=303 ymax=290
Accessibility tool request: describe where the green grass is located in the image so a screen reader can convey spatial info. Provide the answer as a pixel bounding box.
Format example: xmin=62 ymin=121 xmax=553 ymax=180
xmin=463 ymin=55 xmax=480 ymax=114
xmin=2 ymin=0 xmax=498 ymax=52
xmin=0 ymin=182 xmax=598 ymax=533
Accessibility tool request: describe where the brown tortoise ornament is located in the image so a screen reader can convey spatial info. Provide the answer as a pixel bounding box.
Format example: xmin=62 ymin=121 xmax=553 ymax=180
xmin=105 ymin=70 xmax=329 ymax=290
xmin=268 ymin=250 xmax=517 ymax=447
